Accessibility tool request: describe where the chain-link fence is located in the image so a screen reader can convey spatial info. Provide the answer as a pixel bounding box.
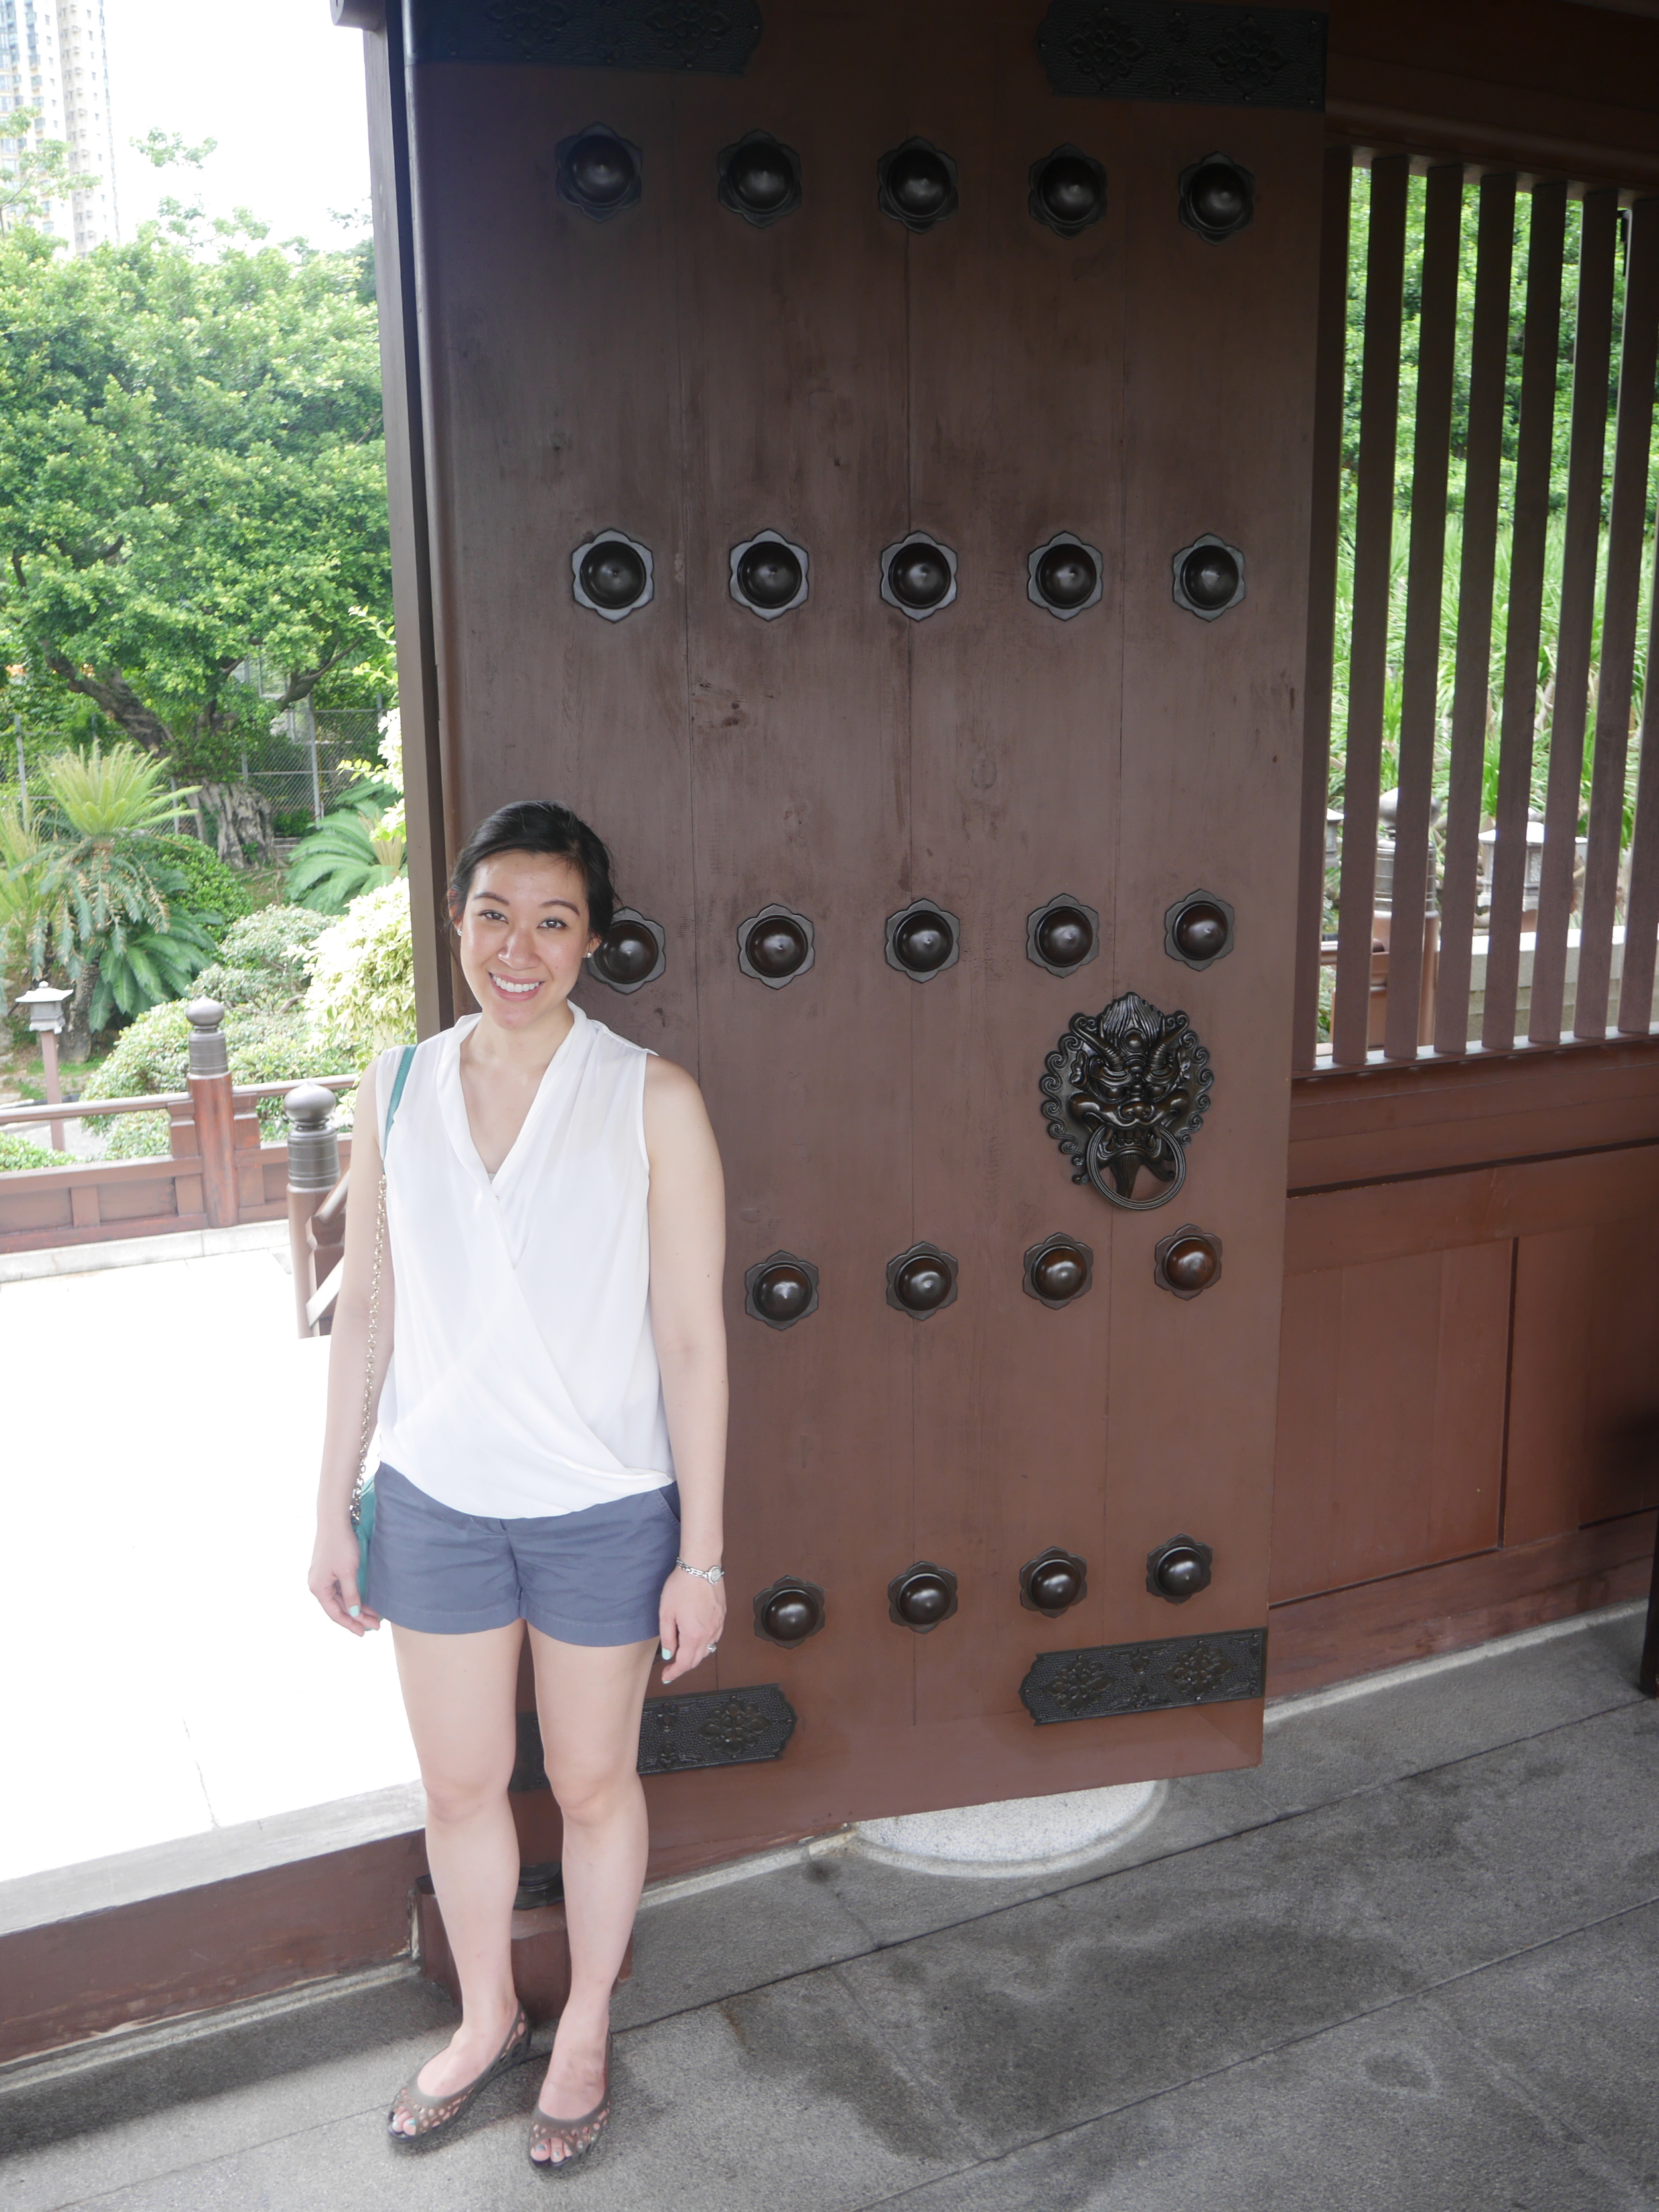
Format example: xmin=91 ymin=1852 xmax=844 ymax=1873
xmin=232 ymin=701 xmax=390 ymax=837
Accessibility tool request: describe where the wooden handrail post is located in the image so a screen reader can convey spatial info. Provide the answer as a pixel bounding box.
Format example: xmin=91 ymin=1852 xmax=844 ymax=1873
xmin=285 ymin=1083 xmax=343 ymax=1338
xmin=185 ymin=1000 xmax=238 ymax=1230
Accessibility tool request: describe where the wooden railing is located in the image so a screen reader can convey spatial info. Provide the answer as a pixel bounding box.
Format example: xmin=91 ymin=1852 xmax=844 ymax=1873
xmin=0 ymin=1000 xmax=356 ymax=1259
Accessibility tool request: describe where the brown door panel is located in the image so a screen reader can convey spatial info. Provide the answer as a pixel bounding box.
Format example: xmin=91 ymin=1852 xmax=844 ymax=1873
xmin=403 ymin=6 xmax=1319 ymax=1847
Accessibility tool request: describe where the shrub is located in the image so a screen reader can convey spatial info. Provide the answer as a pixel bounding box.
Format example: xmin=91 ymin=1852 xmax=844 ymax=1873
xmin=286 ymin=803 xmax=407 ymax=914
xmin=306 ymin=879 xmax=415 ymax=1065
xmin=0 ymin=1129 xmax=74 ymax=1171
xmin=133 ymin=836 xmax=261 ymax=938
xmin=80 ymin=911 xmax=360 ymax=1154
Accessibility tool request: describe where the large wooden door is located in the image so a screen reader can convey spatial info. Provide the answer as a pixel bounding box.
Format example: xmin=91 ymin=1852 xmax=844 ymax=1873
xmin=395 ymin=0 xmax=1323 ymax=1872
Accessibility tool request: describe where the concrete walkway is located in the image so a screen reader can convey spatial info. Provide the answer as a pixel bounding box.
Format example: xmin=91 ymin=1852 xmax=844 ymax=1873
xmin=2 ymin=1603 xmax=1654 ymax=2211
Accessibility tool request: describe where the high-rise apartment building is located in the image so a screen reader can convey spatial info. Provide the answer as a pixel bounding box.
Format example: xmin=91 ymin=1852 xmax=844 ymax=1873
xmin=0 ymin=0 xmax=117 ymax=252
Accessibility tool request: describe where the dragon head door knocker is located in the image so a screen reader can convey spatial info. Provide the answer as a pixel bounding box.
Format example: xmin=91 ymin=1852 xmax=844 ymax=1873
xmin=1039 ymin=992 xmax=1214 ymax=1209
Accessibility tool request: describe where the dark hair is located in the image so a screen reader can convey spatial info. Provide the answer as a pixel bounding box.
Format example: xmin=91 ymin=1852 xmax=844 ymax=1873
xmin=449 ymin=802 xmax=616 ymax=938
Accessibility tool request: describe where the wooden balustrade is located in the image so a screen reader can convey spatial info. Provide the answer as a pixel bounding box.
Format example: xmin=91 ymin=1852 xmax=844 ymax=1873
xmin=0 ymin=1001 xmax=357 ymax=1256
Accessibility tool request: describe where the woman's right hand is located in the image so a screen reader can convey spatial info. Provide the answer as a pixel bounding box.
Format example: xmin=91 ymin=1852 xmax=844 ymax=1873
xmin=308 ymin=1520 xmax=382 ymax=1635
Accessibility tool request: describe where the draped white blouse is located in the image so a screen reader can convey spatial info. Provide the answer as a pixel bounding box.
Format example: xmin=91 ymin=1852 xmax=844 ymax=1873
xmin=372 ymin=1005 xmax=675 ymax=1518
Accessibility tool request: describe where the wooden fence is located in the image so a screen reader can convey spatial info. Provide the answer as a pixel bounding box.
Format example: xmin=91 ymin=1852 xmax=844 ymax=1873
xmin=0 ymin=1001 xmax=355 ymax=1259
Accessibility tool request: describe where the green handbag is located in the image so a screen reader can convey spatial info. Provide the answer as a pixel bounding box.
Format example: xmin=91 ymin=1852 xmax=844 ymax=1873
xmin=351 ymin=1043 xmax=415 ymax=1594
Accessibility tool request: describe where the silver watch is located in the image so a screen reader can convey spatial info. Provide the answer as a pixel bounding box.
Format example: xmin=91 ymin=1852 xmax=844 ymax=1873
xmin=676 ymin=1557 xmax=725 ymax=1585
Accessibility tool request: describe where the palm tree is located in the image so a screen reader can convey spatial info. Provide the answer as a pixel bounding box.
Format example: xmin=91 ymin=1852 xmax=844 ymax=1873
xmin=286 ymin=800 xmax=407 ymax=915
xmin=30 ymin=742 xmax=200 ymax=1059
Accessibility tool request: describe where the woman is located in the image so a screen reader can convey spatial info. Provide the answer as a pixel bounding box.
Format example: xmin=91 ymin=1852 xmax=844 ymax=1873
xmin=307 ymin=800 xmax=727 ymax=2170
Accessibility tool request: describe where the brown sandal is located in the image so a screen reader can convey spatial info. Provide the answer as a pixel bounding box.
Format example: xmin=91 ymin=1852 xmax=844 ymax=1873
xmin=387 ymin=2004 xmax=530 ymax=2146
xmin=528 ymin=2032 xmax=614 ymax=2174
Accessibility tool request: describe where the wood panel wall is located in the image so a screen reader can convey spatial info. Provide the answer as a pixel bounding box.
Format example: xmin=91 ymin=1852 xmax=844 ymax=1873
xmin=1269 ymin=1038 xmax=1659 ymax=1693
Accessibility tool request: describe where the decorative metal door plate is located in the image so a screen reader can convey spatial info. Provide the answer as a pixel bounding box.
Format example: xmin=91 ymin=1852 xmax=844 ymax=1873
xmin=1021 ymin=1626 xmax=1265 ymax=1723
xmin=1165 ymin=888 xmax=1235 ymax=968
xmin=877 ymin=139 xmax=959 ymax=232
xmin=1040 ymin=992 xmax=1213 ymax=1209
xmin=557 ymin=125 xmax=643 ymax=221
xmin=1029 ymin=145 xmax=1108 ymax=238
xmin=1027 ymin=895 xmax=1100 ymax=976
xmin=411 ymin=0 xmax=764 ymax=74
xmin=514 ymin=1688 xmax=796 ymax=1783
xmin=881 ymin=533 xmax=958 ymax=619
xmin=1035 ymin=1 xmax=1325 ymax=109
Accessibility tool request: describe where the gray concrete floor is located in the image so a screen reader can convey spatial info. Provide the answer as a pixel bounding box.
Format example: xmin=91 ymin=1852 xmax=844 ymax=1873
xmin=3 ymin=1606 xmax=1655 ymax=2211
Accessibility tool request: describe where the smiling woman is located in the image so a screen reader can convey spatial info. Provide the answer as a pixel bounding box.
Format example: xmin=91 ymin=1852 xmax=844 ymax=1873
xmin=305 ymin=799 xmax=728 ymax=2170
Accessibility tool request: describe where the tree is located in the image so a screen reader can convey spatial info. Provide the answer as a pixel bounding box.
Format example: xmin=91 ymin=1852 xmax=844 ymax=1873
xmin=0 ymin=106 xmax=98 ymax=234
xmin=0 ymin=196 xmax=392 ymax=862
xmin=28 ymin=741 xmax=198 ymax=1057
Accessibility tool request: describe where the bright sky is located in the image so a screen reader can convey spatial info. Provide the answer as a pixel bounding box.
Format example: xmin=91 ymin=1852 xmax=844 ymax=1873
xmin=108 ymin=0 xmax=374 ymax=249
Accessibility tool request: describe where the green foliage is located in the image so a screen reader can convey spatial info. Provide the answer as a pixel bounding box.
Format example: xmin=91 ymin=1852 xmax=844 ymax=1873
xmin=89 ymin=889 xmax=220 ymax=1029
xmin=305 ymin=879 xmax=415 ymax=1065
xmin=0 ymin=1128 xmax=74 ymax=1170
xmin=80 ymin=904 xmax=352 ymax=1153
xmin=1332 ymin=170 xmax=1658 ymax=844
xmin=0 ymin=106 xmax=99 ymax=233
xmin=129 ymin=834 xmax=260 ymax=938
xmin=0 ymin=210 xmax=392 ymax=773
xmin=285 ymin=802 xmax=407 ymax=913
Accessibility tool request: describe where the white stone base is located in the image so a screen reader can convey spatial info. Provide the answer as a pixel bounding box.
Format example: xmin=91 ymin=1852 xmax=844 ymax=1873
xmin=854 ymin=1779 xmax=1165 ymax=1878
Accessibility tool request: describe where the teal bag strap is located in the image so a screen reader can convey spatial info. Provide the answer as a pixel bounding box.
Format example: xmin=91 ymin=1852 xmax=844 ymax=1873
xmin=381 ymin=1042 xmax=416 ymax=1153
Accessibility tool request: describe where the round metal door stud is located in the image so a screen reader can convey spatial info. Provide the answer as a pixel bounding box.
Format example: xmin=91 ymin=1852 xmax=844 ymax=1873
xmin=1027 ymin=533 xmax=1103 ymax=620
xmin=1147 ymin=1534 xmax=1214 ymax=1603
xmin=877 ymin=139 xmax=958 ymax=233
xmin=1153 ymin=1224 xmax=1222 ymax=1300
xmin=880 ymin=533 xmax=958 ymax=619
xmin=1027 ymin=894 xmax=1099 ymax=976
xmin=888 ymin=1560 xmax=959 ymax=1632
xmin=729 ymin=532 xmax=809 ymax=619
xmin=556 ymin=125 xmax=642 ymax=222
xmin=1029 ymin=145 xmax=1107 ymax=238
xmin=1023 ymin=1232 xmax=1094 ymax=1309
xmin=572 ymin=530 xmax=654 ymax=621
xmin=737 ymin=902 xmax=815 ymax=988
xmin=753 ymin=1576 xmax=826 ymax=1647
xmin=1179 ymin=154 xmax=1255 ymax=244
xmin=885 ymin=899 xmax=960 ymax=980
xmin=1171 ymin=535 xmax=1246 ymax=622
xmin=1019 ymin=1546 xmax=1089 ymax=1615
xmin=886 ymin=1242 xmax=958 ymax=1318
xmin=717 ymin=131 xmax=802 ymax=226
xmin=1165 ymin=888 xmax=1235 ymax=970
xmin=585 ymin=907 xmax=666 ymax=994
xmin=744 ymin=1249 xmax=820 ymax=1331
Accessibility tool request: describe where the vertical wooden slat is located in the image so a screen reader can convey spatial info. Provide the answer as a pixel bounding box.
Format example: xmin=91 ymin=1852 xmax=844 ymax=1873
xmin=1332 ymin=155 xmax=1409 ymax=1067
xmin=1581 ymin=199 xmax=1659 ymax=1037
xmin=1481 ymin=181 xmax=1567 ymax=1054
xmin=1529 ymin=190 xmax=1618 ymax=1043
xmin=1383 ymin=163 xmax=1462 ymax=1061
xmin=1618 ymin=532 xmax=1659 ymax=1033
xmin=1435 ymin=173 xmax=1517 ymax=1056
xmin=1293 ymin=146 xmax=1354 ymax=1072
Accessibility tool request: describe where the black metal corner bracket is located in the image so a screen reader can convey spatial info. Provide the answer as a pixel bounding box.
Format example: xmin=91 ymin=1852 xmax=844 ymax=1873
xmin=410 ymin=0 xmax=762 ymax=74
xmin=1021 ymin=1626 xmax=1264 ymax=1723
xmin=1036 ymin=0 xmax=1325 ymax=109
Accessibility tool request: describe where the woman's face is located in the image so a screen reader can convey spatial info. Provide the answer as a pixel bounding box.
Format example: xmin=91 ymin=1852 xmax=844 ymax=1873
xmin=455 ymin=850 xmax=600 ymax=1033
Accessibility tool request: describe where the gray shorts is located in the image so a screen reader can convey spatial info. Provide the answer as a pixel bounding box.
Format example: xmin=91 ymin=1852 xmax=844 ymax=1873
xmin=365 ymin=1463 xmax=681 ymax=1646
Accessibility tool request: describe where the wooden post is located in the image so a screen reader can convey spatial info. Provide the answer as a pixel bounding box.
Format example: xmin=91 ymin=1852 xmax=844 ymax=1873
xmin=285 ymin=1084 xmax=343 ymax=1338
xmin=39 ymin=1026 xmax=66 ymax=1155
xmin=1641 ymin=1520 xmax=1659 ymax=1700
xmin=184 ymin=1001 xmax=238 ymax=1231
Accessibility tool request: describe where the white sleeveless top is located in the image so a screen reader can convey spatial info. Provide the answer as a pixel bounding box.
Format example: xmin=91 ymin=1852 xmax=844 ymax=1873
xmin=372 ymin=1004 xmax=674 ymax=1518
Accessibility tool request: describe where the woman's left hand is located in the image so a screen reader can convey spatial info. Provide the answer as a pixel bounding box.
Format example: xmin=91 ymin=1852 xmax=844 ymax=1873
xmin=658 ymin=1568 xmax=726 ymax=1685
